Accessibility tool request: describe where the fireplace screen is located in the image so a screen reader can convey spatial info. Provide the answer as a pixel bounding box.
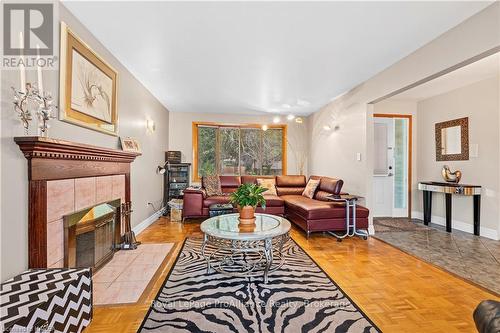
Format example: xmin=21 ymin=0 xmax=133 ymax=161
xmin=64 ymin=202 xmax=117 ymax=271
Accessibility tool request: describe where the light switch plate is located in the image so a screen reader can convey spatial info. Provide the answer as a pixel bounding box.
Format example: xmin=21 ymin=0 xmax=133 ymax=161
xmin=470 ymin=144 xmax=479 ymax=158
xmin=356 ymin=152 xmax=362 ymax=161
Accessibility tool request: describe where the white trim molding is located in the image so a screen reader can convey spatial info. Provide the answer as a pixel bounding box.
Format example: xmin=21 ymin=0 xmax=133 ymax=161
xmin=368 ymin=225 xmax=375 ymax=235
xmin=133 ymin=207 xmax=166 ymax=236
xmin=368 ymin=216 xmax=375 ymax=235
xmin=411 ymin=210 xmax=499 ymax=240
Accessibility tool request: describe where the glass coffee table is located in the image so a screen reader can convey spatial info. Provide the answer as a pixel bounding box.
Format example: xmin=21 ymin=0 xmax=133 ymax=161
xmin=200 ymin=213 xmax=291 ymax=283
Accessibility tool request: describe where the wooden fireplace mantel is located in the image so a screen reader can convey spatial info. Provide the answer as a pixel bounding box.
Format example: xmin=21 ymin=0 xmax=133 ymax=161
xmin=15 ymin=137 xmax=141 ymax=181
xmin=14 ymin=136 xmax=141 ymax=268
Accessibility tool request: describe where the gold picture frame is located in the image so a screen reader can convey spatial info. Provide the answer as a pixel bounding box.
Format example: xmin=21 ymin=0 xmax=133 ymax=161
xmin=120 ymin=137 xmax=141 ymax=153
xmin=435 ymin=117 xmax=469 ymax=161
xmin=59 ymin=22 xmax=118 ymax=136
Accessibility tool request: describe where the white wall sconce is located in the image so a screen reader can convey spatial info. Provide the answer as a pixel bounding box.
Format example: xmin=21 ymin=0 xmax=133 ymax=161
xmin=286 ymin=114 xmax=295 ymax=121
xmin=323 ymin=125 xmax=331 ymax=131
xmin=262 ymin=124 xmax=269 ymax=131
xmin=295 ymin=117 xmax=303 ymax=124
xmin=273 ymin=116 xmax=280 ymax=124
xmin=146 ymin=118 xmax=155 ymax=132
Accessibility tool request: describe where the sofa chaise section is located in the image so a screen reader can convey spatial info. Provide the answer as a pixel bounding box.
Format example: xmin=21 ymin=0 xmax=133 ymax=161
xmin=182 ymin=174 xmax=370 ymax=237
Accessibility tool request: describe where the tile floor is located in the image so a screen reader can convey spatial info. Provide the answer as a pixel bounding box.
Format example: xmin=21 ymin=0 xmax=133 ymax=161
xmin=93 ymin=243 xmax=174 ymax=305
xmin=373 ymin=218 xmax=500 ymax=294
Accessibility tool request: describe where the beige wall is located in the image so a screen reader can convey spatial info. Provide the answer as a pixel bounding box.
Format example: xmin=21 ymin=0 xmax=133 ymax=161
xmin=168 ymin=112 xmax=309 ymax=181
xmin=308 ymin=3 xmax=500 ymax=234
xmin=372 ymin=77 xmax=500 ymax=238
xmin=416 ymin=76 xmax=499 ymax=235
xmin=0 ymin=4 xmax=169 ymax=280
xmin=372 ymin=100 xmax=419 ymax=216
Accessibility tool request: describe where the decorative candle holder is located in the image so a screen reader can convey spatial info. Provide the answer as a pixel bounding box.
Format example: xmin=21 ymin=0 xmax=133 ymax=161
xmin=11 ymin=83 xmax=56 ymax=136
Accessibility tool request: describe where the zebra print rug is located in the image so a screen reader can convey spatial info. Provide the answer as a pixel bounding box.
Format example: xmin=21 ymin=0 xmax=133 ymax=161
xmin=138 ymin=238 xmax=379 ymax=333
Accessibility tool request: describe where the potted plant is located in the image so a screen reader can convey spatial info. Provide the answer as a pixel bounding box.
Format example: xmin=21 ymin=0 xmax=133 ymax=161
xmin=229 ymin=183 xmax=267 ymax=224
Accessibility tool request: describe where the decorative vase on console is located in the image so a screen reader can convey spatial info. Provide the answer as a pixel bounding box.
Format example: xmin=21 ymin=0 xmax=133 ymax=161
xmin=441 ymin=165 xmax=462 ymax=183
xmin=229 ymin=183 xmax=267 ymax=226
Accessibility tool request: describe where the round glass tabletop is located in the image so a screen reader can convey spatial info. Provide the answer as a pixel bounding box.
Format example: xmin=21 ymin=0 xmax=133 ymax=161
xmin=200 ymin=213 xmax=291 ymax=240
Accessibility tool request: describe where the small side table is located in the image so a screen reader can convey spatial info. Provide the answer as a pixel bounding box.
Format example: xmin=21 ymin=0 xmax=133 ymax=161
xmin=209 ymin=203 xmax=234 ymax=217
xmin=326 ymin=194 xmax=369 ymax=241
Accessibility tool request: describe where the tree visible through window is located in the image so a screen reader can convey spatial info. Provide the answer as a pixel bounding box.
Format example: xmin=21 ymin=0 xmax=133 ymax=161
xmin=197 ymin=126 xmax=216 ymax=176
xmin=195 ymin=124 xmax=285 ymax=179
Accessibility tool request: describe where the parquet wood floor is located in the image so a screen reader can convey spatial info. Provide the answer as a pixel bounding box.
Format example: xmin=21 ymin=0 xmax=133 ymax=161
xmin=85 ymin=217 xmax=499 ymax=333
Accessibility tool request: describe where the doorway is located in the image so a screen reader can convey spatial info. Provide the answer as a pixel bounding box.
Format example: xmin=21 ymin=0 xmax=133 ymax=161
xmin=372 ymin=114 xmax=412 ymax=218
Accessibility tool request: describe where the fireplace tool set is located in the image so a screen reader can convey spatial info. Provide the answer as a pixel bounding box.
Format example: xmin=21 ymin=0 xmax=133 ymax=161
xmin=120 ymin=202 xmax=141 ymax=250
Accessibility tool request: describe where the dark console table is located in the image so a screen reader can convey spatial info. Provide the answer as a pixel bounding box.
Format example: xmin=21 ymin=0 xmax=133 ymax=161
xmin=418 ymin=181 xmax=481 ymax=235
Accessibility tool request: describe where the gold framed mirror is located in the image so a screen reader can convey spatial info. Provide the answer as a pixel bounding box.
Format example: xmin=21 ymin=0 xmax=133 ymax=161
xmin=435 ymin=117 xmax=469 ymax=161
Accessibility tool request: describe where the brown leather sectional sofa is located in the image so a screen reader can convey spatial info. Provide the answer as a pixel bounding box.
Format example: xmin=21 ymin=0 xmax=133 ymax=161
xmin=182 ymin=175 xmax=369 ymax=237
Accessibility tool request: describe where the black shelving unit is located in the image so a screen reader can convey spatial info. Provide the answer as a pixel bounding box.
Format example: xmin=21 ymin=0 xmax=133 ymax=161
xmin=164 ymin=163 xmax=191 ymax=213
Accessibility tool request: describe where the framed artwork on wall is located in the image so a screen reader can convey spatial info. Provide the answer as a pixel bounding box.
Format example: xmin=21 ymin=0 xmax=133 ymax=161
xmin=120 ymin=137 xmax=141 ymax=152
xmin=59 ymin=22 xmax=118 ymax=136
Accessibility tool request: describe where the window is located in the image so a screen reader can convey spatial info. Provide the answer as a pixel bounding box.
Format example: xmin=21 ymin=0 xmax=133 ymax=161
xmin=193 ymin=122 xmax=287 ymax=180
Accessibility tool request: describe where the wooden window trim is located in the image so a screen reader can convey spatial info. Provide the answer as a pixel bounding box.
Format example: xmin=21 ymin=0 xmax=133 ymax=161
xmin=192 ymin=122 xmax=287 ymax=182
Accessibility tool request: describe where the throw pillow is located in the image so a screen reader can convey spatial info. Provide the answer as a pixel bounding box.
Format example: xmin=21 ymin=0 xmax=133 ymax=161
xmin=302 ymin=179 xmax=320 ymax=198
xmin=204 ymin=175 xmax=222 ymax=196
xmin=257 ymin=178 xmax=277 ymax=196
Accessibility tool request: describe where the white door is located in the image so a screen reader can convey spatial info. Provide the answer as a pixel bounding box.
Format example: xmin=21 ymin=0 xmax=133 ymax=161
xmin=373 ymin=118 xmax=395 ymax=217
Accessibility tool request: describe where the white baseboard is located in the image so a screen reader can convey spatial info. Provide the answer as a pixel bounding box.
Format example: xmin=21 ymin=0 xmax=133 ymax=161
xmin=368 ymin=224 xmax=375 ymax=235
xmin=411 ymin=210 xmax=499 ymax=240
xmin=132 ymin=207 xmax=166 ymax=236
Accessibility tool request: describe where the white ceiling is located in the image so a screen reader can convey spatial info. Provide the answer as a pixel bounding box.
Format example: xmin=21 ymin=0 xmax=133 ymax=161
xmin=389 ymin=52 xmax=500 ymax=101
xmin=62 ymin=1 xmax=492 ymax=116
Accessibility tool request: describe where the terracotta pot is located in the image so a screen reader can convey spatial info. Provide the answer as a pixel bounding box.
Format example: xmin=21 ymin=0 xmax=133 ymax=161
xmin=238 ymin=217 xmax=256 ymax=225
xmin=239 ymin=222 xmax=256 ymax=233
xmin=238 ymin=205 xmax=255 ymax=220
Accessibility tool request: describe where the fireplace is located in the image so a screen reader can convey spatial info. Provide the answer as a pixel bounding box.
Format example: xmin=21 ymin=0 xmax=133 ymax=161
xmin=15 ymin=137 xmax=140 ymax=268
xmin=64 ymin=199 xmax=121 ymax=271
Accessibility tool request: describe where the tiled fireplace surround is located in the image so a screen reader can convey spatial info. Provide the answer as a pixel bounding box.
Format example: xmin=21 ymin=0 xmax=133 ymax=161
xmin=14 ymin=136 xmax=140 ymax=269
xmin=47 ymin=175 xmax=125 ymax=268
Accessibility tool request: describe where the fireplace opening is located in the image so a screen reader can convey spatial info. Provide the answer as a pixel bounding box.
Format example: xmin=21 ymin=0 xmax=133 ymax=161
xmin=64 ymin=199 xmax=120 ymax=271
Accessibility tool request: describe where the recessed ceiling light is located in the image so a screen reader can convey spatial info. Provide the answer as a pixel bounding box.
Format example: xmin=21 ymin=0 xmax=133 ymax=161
xmin=286 ymin=114 xmax=295 ymax=121
xmin=273 ymin=116 xmax=280 ymax=124
xmin=282 ymin=104 xmax=291 ymax=109
xmin=323 ymin=125 xmax=331 ymax=131
xmin=262 ymin=124 xmax=268 ymax=131
xmin=295 ymin=117 xmax=303 ymax=124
